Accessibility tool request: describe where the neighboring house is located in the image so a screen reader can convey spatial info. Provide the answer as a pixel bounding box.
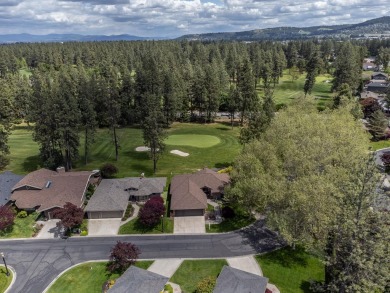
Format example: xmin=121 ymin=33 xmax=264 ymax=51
xmin=85 ymin=177 xmax=166 ymax=219
xmin=371 ymin=72 xmax=388 ymax=80
xmin=0 ymin=171 xmax=24 ymax=206
xmin=213 ymin=266 xmax=269 ymax=293
xmin=170 ymin=168 xmax=230 ymax=217
xmin=10 ymin=167 xmax=95 ymax=219
xmin=107 ymin=266 xmax=168 ymax=293
xmin=366 ymin=82 xmax=390 ymax=93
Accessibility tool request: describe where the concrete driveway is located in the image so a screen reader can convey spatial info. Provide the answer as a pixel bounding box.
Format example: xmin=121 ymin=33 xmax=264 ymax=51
xmin=147 ymin=259 xmax=183 ymax=277
xmin=174 ymin=216 xmax=205 ymax=234
xmin=227 ymin=255 xmax=263 ymax=276
xmin=88 ymin=219 xmax=122 ymax=236
xmin=36 ymin=220 xmax=61 ymax=239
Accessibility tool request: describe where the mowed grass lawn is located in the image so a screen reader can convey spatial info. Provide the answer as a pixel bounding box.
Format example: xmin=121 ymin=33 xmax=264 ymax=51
xmin=7 ymin=122 xmax=240 ymax=177
xmin=257 ymin=70 xmax=333 ymax=108
xmin=165 ymin=134 xmax=220 ymax=148
xmin=256 ymin=247 xmax=325 ymax=293
xmin=369 ymin=139 xmax=390 ymax=151
xmin=47 ymin=261 xmax=153 ymax=293
xmin=170 ymin=259 xmax=227 ymax=293
xmin=119 ymin=217 xmax=173 ymax=234
xmin=0 ymin=212 xmax=38 ymax=239
xmin=0 ymin=267 xmax=13 ymax=293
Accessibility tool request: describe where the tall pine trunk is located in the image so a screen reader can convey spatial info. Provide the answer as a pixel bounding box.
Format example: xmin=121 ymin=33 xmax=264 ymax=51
xmin=113 ymin=126 xmax=119 ymax=161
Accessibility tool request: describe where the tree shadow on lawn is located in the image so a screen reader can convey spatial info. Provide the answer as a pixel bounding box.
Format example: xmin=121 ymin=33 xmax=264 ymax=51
xmin=259 ymin=245 xmax=309 ymax=268
xmin=300 ymin=280 xmax=313 ymax=293
xmin=22 ymin=155 xmax=42 ymax=172
xmin=133 ymin=218 xmax=161 ymax=233
xmin=215 ymin=162 xmax=234 ymax=169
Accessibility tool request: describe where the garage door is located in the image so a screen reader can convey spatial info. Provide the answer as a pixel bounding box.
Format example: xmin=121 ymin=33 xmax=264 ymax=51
xmin=88 ymin=211 xmax=124 ymax=219
xmin=175 ymin=209 xmax=204 ymax=217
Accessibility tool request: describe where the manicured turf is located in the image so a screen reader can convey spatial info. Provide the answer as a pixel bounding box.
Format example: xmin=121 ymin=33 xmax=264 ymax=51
xmin=370 ymin=139 xmax=390 ymax=151
xmin=7 ymin=122 xmax=241 ymax=178
xmin=170 ymin=259 xmax=227 ymax=293
xmin=118 ymin=217 xmax=173 ymax=234
xmin=256 ymin=247 xmax=325 ymax=293
xmin=0 ymin=267 xmax=13 ymax=293
xmin=257 ymin=70 xmax=333 ymax=108
xmin=47 ymin=261 xmax=153 ymax=293
xmin=0 ymin=212 xmax=38 ymax=239
xmin=165 ymin=134 xmax=221 ymax=148
xmin=206 ymin=215 xmax=255 ymax=233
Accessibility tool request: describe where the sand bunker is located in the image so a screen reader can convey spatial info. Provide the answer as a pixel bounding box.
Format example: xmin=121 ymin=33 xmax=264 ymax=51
xmin=135 ymin=146 xmax=151 ymax=152
xmin=170 ymin=150 xmax=189 ymax=157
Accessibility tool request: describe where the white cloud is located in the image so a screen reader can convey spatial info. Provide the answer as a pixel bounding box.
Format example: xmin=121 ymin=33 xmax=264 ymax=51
xmin=0 ymin=0 xmax=388 ymax=37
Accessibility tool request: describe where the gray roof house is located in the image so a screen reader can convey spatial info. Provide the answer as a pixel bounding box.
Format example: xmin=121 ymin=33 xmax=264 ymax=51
xmin=0 ymin=171 xmax=24 ymax=205
xmin=213 ymin=266 xmax=269 ymax=293
xmin=85 ymin=177 xmax=166 ymax=219
xmin=107 ymin=266 xmax=168 ymax=293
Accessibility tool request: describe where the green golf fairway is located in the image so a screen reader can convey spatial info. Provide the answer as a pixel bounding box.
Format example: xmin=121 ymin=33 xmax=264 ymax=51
xmin=165 ymin=134 xmax=221 ymax=148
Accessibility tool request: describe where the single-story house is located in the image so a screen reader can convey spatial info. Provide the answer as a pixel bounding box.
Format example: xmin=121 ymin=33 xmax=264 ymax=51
xmin=85 ymin=177 xmax=166 ymax=219
xmin=10 ymin=167 xmax=96 ymax=219
xmin=107 ymin=266 xmax=168 ymax=293
xmin=213 ymin=266 xmax=269 ymax=293
xmin=0 ymin=171 xmax=24 ymax=206
xmin=170 ymin=168 xmax=230 ymax=217
xmin=371 ymin=72 xmax=388 ymax=81
xmin=367 ymin=82 xmax=390 ymax=93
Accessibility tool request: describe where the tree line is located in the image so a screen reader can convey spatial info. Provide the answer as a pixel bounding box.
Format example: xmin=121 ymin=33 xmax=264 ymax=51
xmin=0 ymin=39 xmax=389 ymax=171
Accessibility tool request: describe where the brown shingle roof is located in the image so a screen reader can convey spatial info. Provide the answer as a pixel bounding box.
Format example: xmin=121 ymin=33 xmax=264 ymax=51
xmin=10 ymin=169 xmax=93 ymax=212
xmin=170 ymin=168 xmax=230 ymax=211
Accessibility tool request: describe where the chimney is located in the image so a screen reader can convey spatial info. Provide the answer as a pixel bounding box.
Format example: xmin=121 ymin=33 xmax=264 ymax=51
xmin=56 ymin=166 xmax=65 ymax=173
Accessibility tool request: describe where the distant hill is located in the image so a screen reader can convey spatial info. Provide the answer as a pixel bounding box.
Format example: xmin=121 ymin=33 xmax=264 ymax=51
xmin=177 ymin=16 xmax=390 ymax=41
xmin=0 ymin=33 xmax=162 ymax=43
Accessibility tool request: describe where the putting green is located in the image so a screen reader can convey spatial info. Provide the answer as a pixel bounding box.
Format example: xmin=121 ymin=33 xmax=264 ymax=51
xmin=165 ymin=135 xmax=221 ymax=148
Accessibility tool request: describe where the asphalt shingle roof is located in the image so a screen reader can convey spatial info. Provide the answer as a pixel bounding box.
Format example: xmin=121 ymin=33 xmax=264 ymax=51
xmin=213 ymin=266 xmax=268 ymax=293
xmin=10 ymin=169 xmax=93 ymax=212
xmin=0 ymin=171 xmax=24 ymax=205
xmin=170 ymin=168 xmax=229 ymax=211
xmin=107 ymin=266 xmax=168 ymax=293
xmin=85 ymin=177 xmax=166 ymax=212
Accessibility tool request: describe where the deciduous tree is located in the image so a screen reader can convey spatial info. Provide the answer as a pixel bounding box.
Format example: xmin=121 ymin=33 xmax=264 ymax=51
xmin=52 ymin=202 xmax=84 ymax=231
xmin=138 ymin=197 xmax=165 ymax=227
xmin=107 ymin=241 xmax=140 ymax=273
xmin=0 ymin=205 xmax=15 ymax=232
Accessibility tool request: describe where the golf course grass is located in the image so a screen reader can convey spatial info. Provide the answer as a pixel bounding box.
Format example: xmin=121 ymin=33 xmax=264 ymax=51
xmin=257 ymin=70 xmax=333 ymax=108
xmin=165 ymin=134 xmax=220 ymax=148
xmin=6 ymin=122 xmax=241 ymax=177
xmin=47 ymin=261 xmax=153 ymax=293
xmin=0 ymin=267 xmax=13 ymax=293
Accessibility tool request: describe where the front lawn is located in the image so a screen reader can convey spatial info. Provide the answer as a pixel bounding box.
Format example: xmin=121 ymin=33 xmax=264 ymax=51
xmin=47 ymin=261 xmax=153 ymax=293
xmin=118 ymin=217 xmax=173 ymax=234
xmin=206 ymin=214 xmax=255 ymax=233
xmin=170 ymin=259 xmax=227 ymax=293
xmin=0 ymin=212 xmax=38 ymax=239
xmin=0 ymin=267 xmax=13 ymax=293
xmin=256 ymin=247 xmax=325 ymax=293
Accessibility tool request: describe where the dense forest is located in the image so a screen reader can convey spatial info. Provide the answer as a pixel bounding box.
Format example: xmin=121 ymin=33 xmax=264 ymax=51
xmin=0 ymin=38 xmax=390 ymax=171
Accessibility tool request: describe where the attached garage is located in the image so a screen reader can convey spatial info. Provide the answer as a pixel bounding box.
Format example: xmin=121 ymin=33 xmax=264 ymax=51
xmin=174 ymin=209 xmax=204 ymax=217
xmin=87 ymin=210 xmax=124 ymax=219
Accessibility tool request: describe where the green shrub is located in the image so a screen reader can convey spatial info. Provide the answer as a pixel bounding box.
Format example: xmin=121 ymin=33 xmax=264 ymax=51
xmin=100 ymin=163 xmax=118 ymax=178
xmin=164 ymin=283 xmax=173 ymax=293
xmin=122 ymin=204 xmax=134 ymax=221
xmin=17 ymin=211 xmax=28 ymax=218
xmin=195 ymin=276 xmax=216 ymax=293
xmin=80 ymin=230 xmax=88 ymax=236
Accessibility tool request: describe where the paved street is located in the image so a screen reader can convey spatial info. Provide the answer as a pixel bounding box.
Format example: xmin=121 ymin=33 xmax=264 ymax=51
xmin=0 ymin=220 xmax=283 ymax=293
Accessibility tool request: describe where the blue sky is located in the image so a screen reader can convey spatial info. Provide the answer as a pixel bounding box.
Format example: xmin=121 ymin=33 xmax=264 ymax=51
xmin=0 ymin=0 xmax=389 ymax=37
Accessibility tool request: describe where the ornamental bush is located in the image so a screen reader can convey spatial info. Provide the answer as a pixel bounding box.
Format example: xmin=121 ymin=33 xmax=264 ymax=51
xmin=100 ymin=163 xmax=118 ymax=178
xmin=195 ymin=276 xmax=216 ymax=293
xmin=17 ymin=210 xmax=28 ymax=218
xmin=0 ymin=205 xmax=15 ymax=232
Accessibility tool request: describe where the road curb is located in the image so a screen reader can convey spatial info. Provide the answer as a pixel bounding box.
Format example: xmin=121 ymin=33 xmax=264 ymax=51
xmin=2 ymin=265 xmax=16 ymax=293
